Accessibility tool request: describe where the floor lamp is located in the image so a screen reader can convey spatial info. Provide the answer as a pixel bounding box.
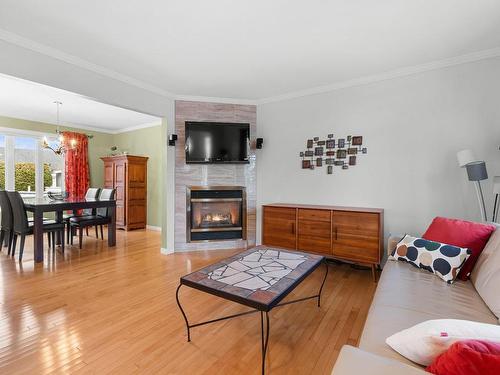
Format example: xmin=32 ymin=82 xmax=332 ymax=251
xmin=493 ymin=177 xmax=500 ymax=222
xmin=457 ymin=150 xmax=488 ymax=222
xmin=465 ymin=161 xmax=488 ymax=222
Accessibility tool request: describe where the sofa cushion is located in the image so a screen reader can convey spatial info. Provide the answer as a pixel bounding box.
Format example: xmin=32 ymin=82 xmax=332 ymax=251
xmin=359 ymin=261 xmax=498 ymax=367
xmin=422 ymin=217 xmax=496 ymax=280
xmin=391 ymin=235 xmax=471 ymax=284
xmin=331 ymin=346 xmax=427 ymax=375
xmin=471 ymin=228 xmax=500 ymax=321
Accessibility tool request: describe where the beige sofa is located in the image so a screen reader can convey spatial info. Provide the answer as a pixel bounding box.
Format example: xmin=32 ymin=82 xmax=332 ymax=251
xmin=332 ymin=233 xmax=499 ymax=374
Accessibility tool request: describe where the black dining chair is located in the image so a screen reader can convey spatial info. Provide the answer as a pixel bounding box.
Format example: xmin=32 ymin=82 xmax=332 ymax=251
xmin=64 ymin=187 xmax=101 ymax=243
xmin=0 ymin=190 xmax=14 ymax=254
xmin=7 ymin=191 xmax=66 ymax=261
xmin=70 ymin=188 xmax=116 ymax=249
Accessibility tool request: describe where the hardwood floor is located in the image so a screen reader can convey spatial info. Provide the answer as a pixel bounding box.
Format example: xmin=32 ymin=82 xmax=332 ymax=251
xmin=0 ymin=229 xmax=377 ymax=374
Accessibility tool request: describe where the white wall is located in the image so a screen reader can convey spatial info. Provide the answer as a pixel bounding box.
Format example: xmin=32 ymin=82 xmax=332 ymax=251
xmin=257 ymin=57 xmax=500 ymax=245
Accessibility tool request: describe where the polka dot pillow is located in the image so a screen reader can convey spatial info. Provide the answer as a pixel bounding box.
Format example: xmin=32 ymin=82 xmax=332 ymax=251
xmin=390 ymin=235 xmax=471 ymax=284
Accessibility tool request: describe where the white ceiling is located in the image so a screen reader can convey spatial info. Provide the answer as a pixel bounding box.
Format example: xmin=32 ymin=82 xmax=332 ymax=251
xmin=0 ymin=74 xmax=161 ymax=133
xmin=1 ymin=1 xmax=500 ymax=101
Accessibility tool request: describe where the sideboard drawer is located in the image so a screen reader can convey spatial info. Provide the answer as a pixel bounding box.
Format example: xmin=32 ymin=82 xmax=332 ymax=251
xmin=298 ymin=208 xmax=331 ymax=222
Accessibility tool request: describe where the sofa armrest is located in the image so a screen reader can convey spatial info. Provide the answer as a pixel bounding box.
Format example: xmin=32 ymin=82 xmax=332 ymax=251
xmin=387 ymin=235 xmax=403 ymax=256
xmin=331 ymin=346 xmax=427 ymax=375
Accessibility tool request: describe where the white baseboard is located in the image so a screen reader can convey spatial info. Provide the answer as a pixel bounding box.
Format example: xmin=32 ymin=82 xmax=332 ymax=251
xmin=146 ymin=225 xmax=161 ymax=232
xmin=161 ymin=247 xmax=174 ymax=255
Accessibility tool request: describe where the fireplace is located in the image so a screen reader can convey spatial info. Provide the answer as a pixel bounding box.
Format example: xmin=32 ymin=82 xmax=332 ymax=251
xmin=187 ymin=186 xmax=246 ymax=242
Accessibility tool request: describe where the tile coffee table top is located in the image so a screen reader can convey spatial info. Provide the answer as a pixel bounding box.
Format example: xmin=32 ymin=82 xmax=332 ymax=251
xmin=180 ymin=246 xmax=324 ymax=311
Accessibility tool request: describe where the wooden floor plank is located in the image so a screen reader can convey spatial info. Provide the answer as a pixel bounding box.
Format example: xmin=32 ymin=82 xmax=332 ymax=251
xmin=0 ymin=230 xmax=376 ymax=374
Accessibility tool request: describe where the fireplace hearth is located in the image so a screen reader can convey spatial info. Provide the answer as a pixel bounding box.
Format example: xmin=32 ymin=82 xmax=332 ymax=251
xmin=187 ymin=186 xmax=246 ymax=242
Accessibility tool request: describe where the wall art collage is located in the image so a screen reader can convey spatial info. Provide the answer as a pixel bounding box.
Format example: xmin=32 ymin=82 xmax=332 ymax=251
xmin=300 ymin=134 xmax=367 ymax=174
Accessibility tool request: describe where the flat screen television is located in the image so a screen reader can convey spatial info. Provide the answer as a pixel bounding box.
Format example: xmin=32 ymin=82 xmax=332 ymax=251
xmin=185 ymin=121 xmax=250 ymax=164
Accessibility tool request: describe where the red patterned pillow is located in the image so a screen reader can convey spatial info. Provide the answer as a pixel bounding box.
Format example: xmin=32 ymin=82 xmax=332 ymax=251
xmin=427 ymin=340 xmax=500 ymax=375
xmin=422 ymin=217 xmax=496 ymax=280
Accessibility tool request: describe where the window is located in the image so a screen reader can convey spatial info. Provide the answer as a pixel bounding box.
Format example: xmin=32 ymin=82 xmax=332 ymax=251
xmin=0 ymin=135 xmax=5 ymax=189
xmin=42 ymin=138 xmax=65 ymax=195
xmin=14 ymin=136 xmax=38 ymax=198
xmin=0 ymin=129 xmax=65 ymax=198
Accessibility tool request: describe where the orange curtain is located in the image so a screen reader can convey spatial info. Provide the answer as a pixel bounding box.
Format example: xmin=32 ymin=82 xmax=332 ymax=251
xmin=62 ymin=131 xmax=89 ymax=199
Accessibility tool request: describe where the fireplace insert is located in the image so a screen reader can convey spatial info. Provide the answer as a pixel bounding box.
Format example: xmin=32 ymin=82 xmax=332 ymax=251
xmin=187 ymin=186 xmax=246 ymax=242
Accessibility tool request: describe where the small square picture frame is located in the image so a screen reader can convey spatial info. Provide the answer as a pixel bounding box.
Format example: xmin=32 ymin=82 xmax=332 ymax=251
xmin=314 ymin=147 xmax=324 ymax=156
xmin=337 ymin=149 xmax=347 ymax=159
xmin=326 ymin=139 xmax=335 ymax=149
xmin=352 ymin=136 xmax=363 ymax=146
xmin=313 ymin=137 xmax=320 ymax=142
xmin=302 ymin=160 xmax=311 ymax=169
xmin=327 ymin=134 xmax=334 ymax=139
xmin=342 ymin=165 xmax=349 ymax=170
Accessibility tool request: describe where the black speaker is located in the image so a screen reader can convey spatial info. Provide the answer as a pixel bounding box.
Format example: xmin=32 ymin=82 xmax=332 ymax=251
xmin=168 ymin=134 xmax=178 ymax=146
xmin=256 ymin=138 xmax=263 ymax=149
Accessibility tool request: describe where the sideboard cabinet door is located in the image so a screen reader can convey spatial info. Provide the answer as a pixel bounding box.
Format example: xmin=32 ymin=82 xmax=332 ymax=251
xmin=262 ymin=206 xmax=297 ymax=249
xmin=332 ymin=211 xmax=380 ymax=263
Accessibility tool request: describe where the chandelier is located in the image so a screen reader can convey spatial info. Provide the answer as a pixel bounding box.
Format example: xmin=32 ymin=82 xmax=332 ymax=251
xmin=42 ymin=101 xmax=77 ymax=155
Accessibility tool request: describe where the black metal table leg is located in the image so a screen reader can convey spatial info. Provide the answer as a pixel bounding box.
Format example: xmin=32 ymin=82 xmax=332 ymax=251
xmin=176 ymin=284 xmax=191 ymax=342
xmin=318 ymin=261 xmax=329 ymax=307
xmin=261 ymin=311 xmax=270 ymax=375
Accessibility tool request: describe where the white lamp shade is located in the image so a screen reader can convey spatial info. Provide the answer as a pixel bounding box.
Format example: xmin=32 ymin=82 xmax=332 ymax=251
xmin=494 ymin=176 xmax=500 ymax=194
xmin=457 ymin=149 xmax=477 ymax=167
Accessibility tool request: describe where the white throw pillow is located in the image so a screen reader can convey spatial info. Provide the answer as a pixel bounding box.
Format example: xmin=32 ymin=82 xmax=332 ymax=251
xmin=385 ymin=319 xmax=500 ymax=366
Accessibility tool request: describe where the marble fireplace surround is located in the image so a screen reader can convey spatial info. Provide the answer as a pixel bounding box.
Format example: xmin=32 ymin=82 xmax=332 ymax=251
xmin=174 ymin=100 xmax=257 ymax=252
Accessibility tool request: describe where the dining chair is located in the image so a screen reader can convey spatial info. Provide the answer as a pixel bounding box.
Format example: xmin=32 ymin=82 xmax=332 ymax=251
xmin=7 ymin=191 xmax=66 ymax=261
xmin=0 ymin=190 xmax=14 ymax=254
xmin=69 ymin=188 xmax=116 ymax=249
xmin=65 ymin=187 xmax=101 ymax=244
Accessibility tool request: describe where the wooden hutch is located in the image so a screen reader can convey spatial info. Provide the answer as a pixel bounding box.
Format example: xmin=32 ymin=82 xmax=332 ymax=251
xmin=101 ymin=155 xmax=148 ymax=230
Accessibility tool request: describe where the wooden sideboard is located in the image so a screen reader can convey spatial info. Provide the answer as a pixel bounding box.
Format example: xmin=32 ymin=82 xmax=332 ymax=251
xmin=262 ymin=203 xmax=384 ymax=280
xmin=101 ymin=155 xmax=148 ymax=230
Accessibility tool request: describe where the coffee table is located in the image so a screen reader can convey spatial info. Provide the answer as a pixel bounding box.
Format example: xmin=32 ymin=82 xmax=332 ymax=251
xmin=175 ymin=246 xmax=328 ymax=374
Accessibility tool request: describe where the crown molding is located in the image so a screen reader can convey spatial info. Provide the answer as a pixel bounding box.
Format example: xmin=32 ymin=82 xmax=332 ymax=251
xmin=2 ymin=28 xmax=500 ymax=108
xmin=114 ymin=121 xmax=162 ymax=134
xmin=257 ymin=46 xmax=500 ymax=104
xmin=0 ymin=28 xmax=175 ymax=99
xmin=174 ymin=94 xmax=257 ymax=106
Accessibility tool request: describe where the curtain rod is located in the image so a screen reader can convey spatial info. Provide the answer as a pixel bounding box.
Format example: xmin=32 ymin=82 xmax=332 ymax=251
xmin=56 ymin=129 xmax=94 ymax=139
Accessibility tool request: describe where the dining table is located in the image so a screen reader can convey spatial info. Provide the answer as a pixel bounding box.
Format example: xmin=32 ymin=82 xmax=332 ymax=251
xmin=23 ymin=197 xmax=117 ymax=263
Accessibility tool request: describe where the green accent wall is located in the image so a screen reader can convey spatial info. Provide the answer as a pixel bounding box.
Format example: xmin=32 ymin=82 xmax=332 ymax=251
xmin=0 ymin=116 xmax=162 ymax=227
xmin=113 ymin=125 xmax=162 ymax=227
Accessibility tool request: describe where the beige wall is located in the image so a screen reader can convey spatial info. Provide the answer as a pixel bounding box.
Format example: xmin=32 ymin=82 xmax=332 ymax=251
xmin=0 ymin=116 xmax=163 ymax=227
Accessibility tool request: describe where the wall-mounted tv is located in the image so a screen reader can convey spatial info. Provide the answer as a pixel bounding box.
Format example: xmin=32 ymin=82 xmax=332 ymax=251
xmin=185 ymin=121 xmax=250 ymax=164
